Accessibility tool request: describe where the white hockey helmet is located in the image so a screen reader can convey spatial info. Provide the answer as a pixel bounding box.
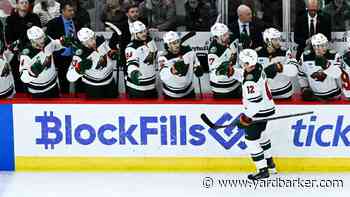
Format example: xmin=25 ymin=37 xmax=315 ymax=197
xmin=77 ymin=28 xmax=95 ymax=43
xmin=239 ymin=49 xmax=258 ymax=66
xmin=129 ymin=21 xmax=146 ymax=34
xmin=27 ymin=26 xmax=44 ymax=41
xmin=263 ymin=28 xmax=281 ymax=43
xmin=210 ymin=23 xmax=229 ymax=37
xmin=311 ymin=33 xmax=328 ymax=46
xmin=163 ymin=31 xmax=180 ymax=44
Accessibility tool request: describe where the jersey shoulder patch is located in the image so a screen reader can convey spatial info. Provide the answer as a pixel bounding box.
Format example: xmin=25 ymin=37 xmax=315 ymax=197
xmin=209 ymin=45 xmax=217 ymax=54
xmin=302 ymin=50 xmax=315 ymax=61
xmin=21 ymin=48 xmax=30 ymax=56
xmin=325 ymin=49 xmax=337 ymax=59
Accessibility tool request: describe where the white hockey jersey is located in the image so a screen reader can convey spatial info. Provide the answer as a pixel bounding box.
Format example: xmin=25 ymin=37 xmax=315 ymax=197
xmin=0 ymin=50 xmax=15 ymax=98
xmin=340 ymin=51 xmax=350 ymax=99
xmin=158 ymin=45 xmax=199 ymax=98
xmin=125 ymin=38 xmax=157 ymax=92
xmin=257 ymin=47 xmax=298 ymax=99
xmin=19 ymin=39 xmax=63 ymax=94
xmin=230 ymin=64 xmax=275 ymax=118
xmin=66 ymin=37 xmax=115 ymax=86
xmin=208 ymin=40 xmax=240 ymax=94
xmin=239 ymin=64 xmax=276 ymax=118
xmin=299 ymin=50 xmax=342 ymax=98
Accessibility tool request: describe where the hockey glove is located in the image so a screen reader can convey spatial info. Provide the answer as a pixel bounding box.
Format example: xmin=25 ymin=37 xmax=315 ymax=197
xmin=275 ymin=62 xmax=283 ymax=73
xmin=7 ymin=40 xmax=20 ymax=53
xmin=60 ymin=36 xmax=74 ymax=47
xmin=96 ymin=55 xmax=108 ymax=70
xmin=301 ymin=87 xmax=318 ymax=101
xmin=239 ymin=114 xmax=253 ymax=127
xmin=42 ymin=56 xmax=52 ymax=69
xmin=194 ymin=66 xmax=204 ymax=77
xmin=216 ymin=61 xmax=231 ymax=76
xmin=75 ymin=59 xmax=93 ymax=74
xmin=315 ymin=56 xmax=328 ymax=69
xmin=107 ymin=49 xmax=119 ymax=60
xmin=144 ymin=52 xmax=157 ymax=65
xmin=173 ymin=60 xmax=189 ymax=76
xmin=31 ymin=60 xmax=45 ymax=76
xmin=130 ymin=70 xmax=142 ymax=85
xmin=311 ymin=71 xmax=327 ymax=82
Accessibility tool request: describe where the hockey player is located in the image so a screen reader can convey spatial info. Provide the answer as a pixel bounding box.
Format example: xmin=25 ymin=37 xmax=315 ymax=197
xmin=299 ymin=33 xmax=342 ymax=101
xmin=19 ymin=26 xmax=63 ymax=98
xmin=0 ymin=34 xmax=16 ymax=99
xmin=125 ymin=21 xmax=158 ymax=98
xmin=158 ymin=31 xmax=203 ymax=99
xmin=208 ymin=23 xmax=241 ymax=98
xmin=230 ymin=49 xmax=277 ymax=180
xmin=257 ymin=28 xmax=299 ymax=99
xmin=339 ymin=33 xmax=350 ymax=99
xmin=66 ymin=28 xmax=118 ymax=99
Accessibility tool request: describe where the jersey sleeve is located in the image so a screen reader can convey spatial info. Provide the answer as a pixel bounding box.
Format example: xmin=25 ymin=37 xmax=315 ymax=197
xmin=323 ymin=53 xmax=341 ymax=79
xmin=282 ymin=51 xmax=299 ymax=77
xmin=159 ymin=56 xmax=173 ymax=82
xmin=19 ymin=54 xmax=35 ymax=83
xmin=125 ymin=47 xmax=139 ymax=77
xmin=66 ymin=55 xmax=83 ymax=82
xmin=298 ymin=55 xmax=309 ymax=89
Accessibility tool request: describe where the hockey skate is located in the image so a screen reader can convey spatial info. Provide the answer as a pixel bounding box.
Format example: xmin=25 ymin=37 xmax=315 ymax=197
xmin=248 ymin=167 xmax=269 ymax=180
xmin=267 ymin=158 xmax=277 ymax=174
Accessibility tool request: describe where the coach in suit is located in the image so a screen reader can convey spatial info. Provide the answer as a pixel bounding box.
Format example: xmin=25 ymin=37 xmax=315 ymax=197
xmin=46 ymin=0 xmax=77 ymax=94
xmin=229 ymin=4 xmax=265 ymax=50
xmin=294 ymin=0 xmax=332 ymax=60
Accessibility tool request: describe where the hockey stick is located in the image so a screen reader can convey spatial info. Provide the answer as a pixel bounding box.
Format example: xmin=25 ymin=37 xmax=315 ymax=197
xmin=201 ymin=111 xmax=314 ymax=129
xmin=105 ymin=22 xmax=122 ymax=36
xmin=180 ymin=31 xmax=196 ymax=44
xmin=197 ymin=75 xmax=203 ymax=99
xmin=215 ymin=14 xmax=221 ymax=24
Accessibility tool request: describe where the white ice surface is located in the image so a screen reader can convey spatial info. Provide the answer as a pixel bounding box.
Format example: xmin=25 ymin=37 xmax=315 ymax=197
xmin=0 ymin=172 xmax=349 ymax=197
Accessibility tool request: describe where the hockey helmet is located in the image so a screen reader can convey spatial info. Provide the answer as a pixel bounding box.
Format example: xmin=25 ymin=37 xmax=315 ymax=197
xmin=239 ymin=49 xmax=258 ymax=66
xmin=163 ymin=31 xmax=180 ymax=44
xmin=311 ymin=33 xmax=328 ymax=47
xmin=27 ymin=26 xmax=44 ymax=41
xmin=210 ymin=23 xmax=229 ymax=37
xmin=77 ymin=28 xmax=95 ymax=43
xmin=129 ymin=21 xmax=146 ymax=34
xmin=263 ymin=28 xmax=281 ymax=43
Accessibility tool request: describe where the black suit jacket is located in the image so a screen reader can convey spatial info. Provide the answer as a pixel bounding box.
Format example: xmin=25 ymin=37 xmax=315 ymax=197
xmin=229 ymin=18 xmax=265 ymax=49
xmin=294 ymin=11 xmax=332 ymax=59
xmin=46 ymin=16 xmax=67 ymax=40
xmin=46 ymin=16 xmax=77 ymax=68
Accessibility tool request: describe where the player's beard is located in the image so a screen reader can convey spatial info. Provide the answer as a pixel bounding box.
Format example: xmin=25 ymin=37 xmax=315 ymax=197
xmin=169 ymin=44 xmax=180 ymax=55
xmin=244 ymin=64 xmax=256 ymax=73
xmin=315 ymin=48 xmax=327 ymax=57
xmin=32 ymin=39 xmax=45 ymax=50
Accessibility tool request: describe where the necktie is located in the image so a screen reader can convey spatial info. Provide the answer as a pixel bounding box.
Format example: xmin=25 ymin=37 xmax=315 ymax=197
xmin=242 ymin=24 xmax=248 ymax=35
xmin=67 ymin=21 xmax=75 ymax=37
xmin=310 ymin=19 xmax=315 ymax=37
